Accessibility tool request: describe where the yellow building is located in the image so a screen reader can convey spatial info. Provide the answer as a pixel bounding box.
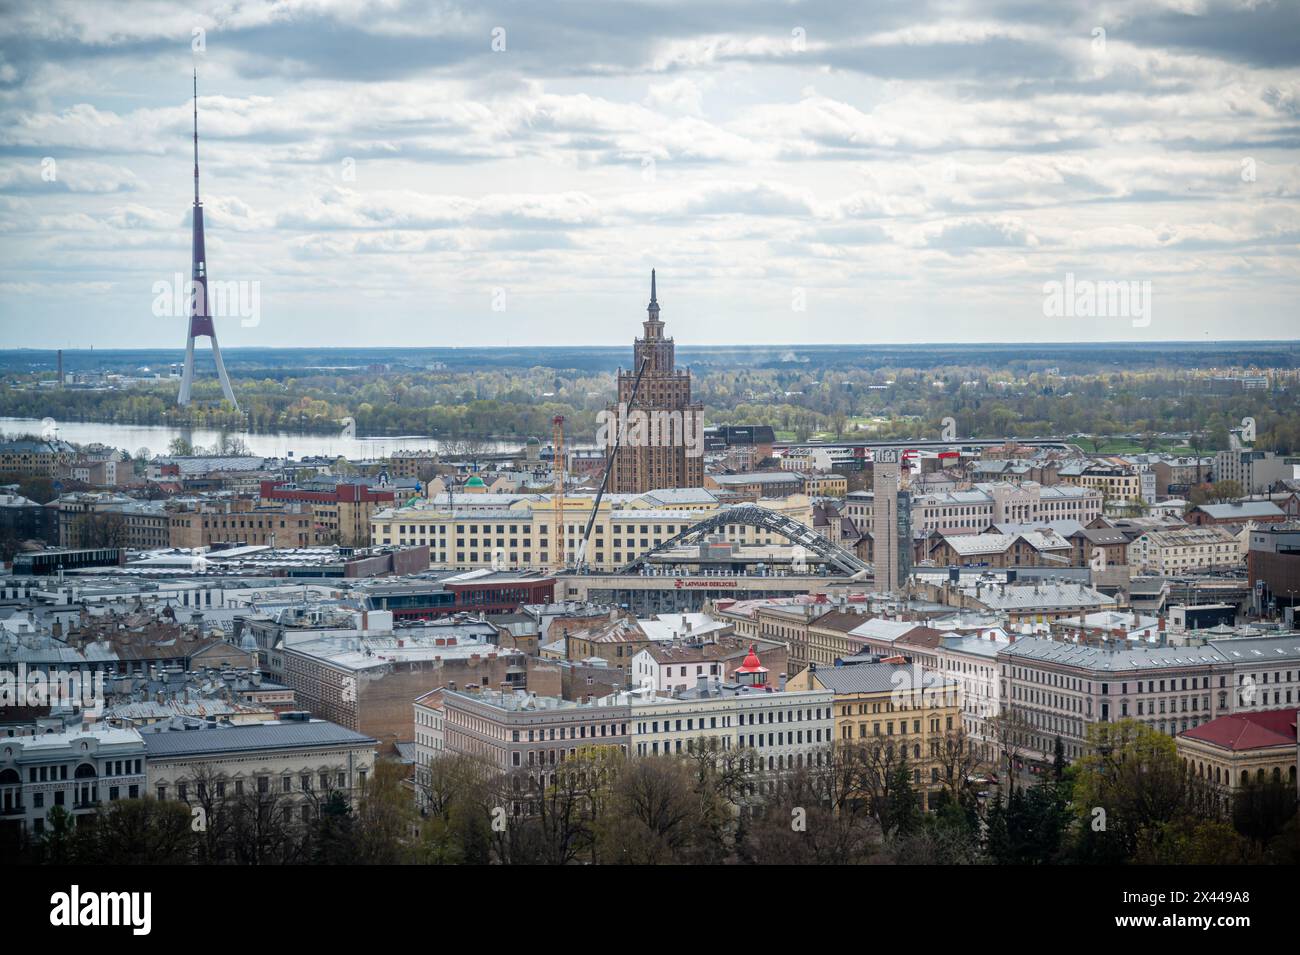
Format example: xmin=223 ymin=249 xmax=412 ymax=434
xmin=1060 ymin=463 xmax=1141 ymax=502
xmin=369 ymin=491 xmax=814 ymax=572
xmin=1176 ymin=709 xmax=1298 ymax=813
xmin=788 ymin=660 xmax=963 ymax=810
xmin=804 ymin=473 xmax=848 ymax=498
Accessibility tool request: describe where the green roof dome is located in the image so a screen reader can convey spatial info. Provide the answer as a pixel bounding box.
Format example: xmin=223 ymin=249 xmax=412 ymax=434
xmin=465 ymin=476 xmax=486 ymax=487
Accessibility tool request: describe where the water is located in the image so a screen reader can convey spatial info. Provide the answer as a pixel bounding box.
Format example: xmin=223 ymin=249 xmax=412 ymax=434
xmin=0 ymin=417 xmax=526 ymax=460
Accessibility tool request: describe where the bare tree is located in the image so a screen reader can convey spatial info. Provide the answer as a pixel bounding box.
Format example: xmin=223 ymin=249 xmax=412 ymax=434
xmin=933 ymin=726 xmax=988 ymax=804
xmin=987 ymin=710 xmax=1033 ymax=792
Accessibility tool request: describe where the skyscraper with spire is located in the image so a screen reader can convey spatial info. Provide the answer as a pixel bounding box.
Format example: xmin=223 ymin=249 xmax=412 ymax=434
xmin=177 ymin=70 xmax=238 ymax=410
xmin=606 ymin=270 xmax=704 ymax=493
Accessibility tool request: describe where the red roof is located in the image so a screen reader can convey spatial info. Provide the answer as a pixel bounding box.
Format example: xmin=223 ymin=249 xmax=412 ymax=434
xmin=734 ymin=644 xmax=767 ymax=675
xmin=1181 ymin=708 xmax=1298 ymax=752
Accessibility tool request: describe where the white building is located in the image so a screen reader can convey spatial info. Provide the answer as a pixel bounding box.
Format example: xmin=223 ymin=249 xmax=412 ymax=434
xmin=1127 ymin=526 xmax=1240 ymax=575
xmin=0 ymin=727 xmax=146 ymax=835
xmin=628 ymin=684 xmax=834 ymax=774
xmin=142 ymin=718 xmax=377 ymax=824
xmin=412 ymin=688 xmax=445 ymax=811
xmin=631 ymin=643 xmax=731 ymax=694
xmin=845 ymin=481 xmax=1102 ymax=535
xmin=929 ymin=632 xmax=1010 ymax=763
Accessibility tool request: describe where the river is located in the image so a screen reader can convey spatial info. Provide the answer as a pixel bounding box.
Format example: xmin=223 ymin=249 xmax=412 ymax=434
xmin=0 ymin=417 xmax=529 ymax=460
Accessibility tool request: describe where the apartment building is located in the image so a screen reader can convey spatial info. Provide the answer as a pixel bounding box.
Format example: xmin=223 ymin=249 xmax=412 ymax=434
xmin=998 ymin=639 xmax=1231 ymax=764
xmin=412 ymin=688 xmax=445 ymax=811
xmin=787 ymin=659 xmax=963 ymax=810
xmin=56 ymin=494 xmax=171 ymax=549
xmin=629 ymin=683 xmax=834 ymax=775
xmin=259 ymin=479 xmax=396 ymax=546
xmin=280 ymin=626 xmax=527 ymax=752
xmin=930 ymin=632 xmax=1009 ymax=763
xmin=844 ymin=481 xmax=1101 ymax=535
xmin=0 ymin=439 xmax=78 ymax=478
xmin=1209 ymin=635 xmax=1300 ymax=712
xmin=441 ymin=688 xmax=631 ymax=807
xmin=168 ymin=498 xmax=314 ymax=549
xmin=1215 ymin=450 xmax=1300 ymax=494
xmin=1127 ymin=525 xmax=1240 ymax=575
xmin=630 ymin=638 xmax=789 ymax=694
xmin=386 ymin=451 xmax=440 ymax=481
xmin=1059 ymin=462 xmax=1143 ymax=502
xmin=751 ymin=605 xmax=874 ymax=674
xmin=0 ymin=727 xmax=146 ymax=839
xmin=803 ymin=472 xmax=849 ymax=497
xmin=706 ymin=471 xmax=806 ymax=500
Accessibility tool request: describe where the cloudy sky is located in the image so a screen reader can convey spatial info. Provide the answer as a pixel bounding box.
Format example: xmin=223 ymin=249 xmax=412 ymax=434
xmin=1 ymin=0 xmax=1297 ymax=349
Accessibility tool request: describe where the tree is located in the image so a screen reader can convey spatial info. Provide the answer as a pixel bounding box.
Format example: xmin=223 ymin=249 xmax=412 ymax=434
xmin=0 ymin=472 xmax=56 ymax=504
xmin=77 ymin=799 xmax=195 ymax=864
xmin=1073 ymin=720 xmax=1206 ymax=860
xmin=71 ymin=512 xmax=126 ymax=548
xmin=37 ymin=805 xmax=79 ymax=864
xmin=1188 ymin=480 xmax=1245 ymax=507
xmin=313 ymin=791 xmax=358 ymax=864
xmin=738 ymin=757 xmax=880 ymax=865
xmin=352 ymin=760 xmax=417 ymax=863
xmin=1135 ymin=817 xmax=1256 ymax=865
xmin=594 ymin=755 xmax=712 ymax=864
xmin=934 ymin=726 xmax=987 ymax=805
xmin=1231 ymin=778 xmax=1298 ymax=848
xmin=987 ymin=710 xmax=1032 ymax=792
xmin=883 ymin=754 xmax=922 ymax=838
xmin=222 ymin=785 xmax=307 ymax=865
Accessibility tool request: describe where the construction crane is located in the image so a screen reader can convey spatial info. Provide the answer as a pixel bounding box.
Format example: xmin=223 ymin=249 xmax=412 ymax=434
xmin=574 ymin=356 xmax=650 ymax=573
xmin=552 ymin=414 xmax=566 ymax=571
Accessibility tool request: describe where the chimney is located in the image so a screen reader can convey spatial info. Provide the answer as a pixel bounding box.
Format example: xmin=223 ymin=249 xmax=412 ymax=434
xmin=779 ymin=672 xmax=787 ymax=691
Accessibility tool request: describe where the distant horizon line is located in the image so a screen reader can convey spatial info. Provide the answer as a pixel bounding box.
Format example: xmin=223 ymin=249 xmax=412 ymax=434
xmin=5 ymin=339 xmax=1300 ymax=353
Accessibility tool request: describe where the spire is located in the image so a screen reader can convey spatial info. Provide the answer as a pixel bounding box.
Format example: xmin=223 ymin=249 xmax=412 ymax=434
xmin=178 ymin=70 xmax=237 ymax=412
xmin=646 ymin=268 xmax=661 ymax=325
xmin=192 ymin=69 xmax=201 ymax=206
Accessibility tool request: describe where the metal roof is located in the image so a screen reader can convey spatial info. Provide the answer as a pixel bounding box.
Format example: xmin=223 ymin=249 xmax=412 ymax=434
xmin=140 ymin=720 xmax=375 ymax=757
xmin=811 ymin=662 xmax=956 ymax=694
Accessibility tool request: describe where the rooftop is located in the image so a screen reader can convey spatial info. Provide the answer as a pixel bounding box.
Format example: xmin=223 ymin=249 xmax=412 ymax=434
xmin=808 ymin=661 xmax=957 ymax=695
xmin=1001 ymin=637 xmax=1226 ymax=671
xmin=139 ymin=719 xmax=375 ymax=757
xmin=1180 ymin=708 xmax=1298 ymax=752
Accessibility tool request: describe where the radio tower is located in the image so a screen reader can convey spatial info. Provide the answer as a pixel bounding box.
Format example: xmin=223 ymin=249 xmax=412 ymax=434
xmin=178 ymin=70 xmax=238 ymax=409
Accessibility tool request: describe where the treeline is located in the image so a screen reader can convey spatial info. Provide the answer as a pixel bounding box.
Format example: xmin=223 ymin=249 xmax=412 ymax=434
xmin=13 ymin=721 xmax=1299 ymax=865
xmin=4 ymin=364 xmax=1297 ymax=451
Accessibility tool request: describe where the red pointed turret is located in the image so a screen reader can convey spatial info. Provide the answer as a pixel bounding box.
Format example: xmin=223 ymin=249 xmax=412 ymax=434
xmin=733 ymin=644 xmax=769 ymax=688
